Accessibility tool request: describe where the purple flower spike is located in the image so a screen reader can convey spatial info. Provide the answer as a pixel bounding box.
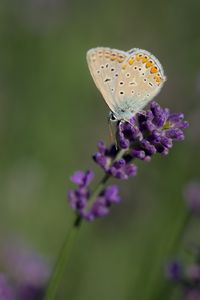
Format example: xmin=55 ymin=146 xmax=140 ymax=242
xmin=187 ymin=265 xmax=200 ymax=280
xmin=68 ymin=101 xmax=188 ymax=222
xmin=166 ymin=260 xmax=183 ymax=281
xmin=184 ymin=289 xmax=200 ymax=300
xmin=17 ymin=285 xmax=44 ymax=300
xmin=0 ymin=274 xmax=14 ymax=300
xmin=68 ymin=170 xmax=121 ymax=221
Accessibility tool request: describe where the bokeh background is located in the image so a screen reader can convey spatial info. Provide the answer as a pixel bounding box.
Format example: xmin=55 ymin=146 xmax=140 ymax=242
xmin=0 ymin=0 xmax=200 ymax=299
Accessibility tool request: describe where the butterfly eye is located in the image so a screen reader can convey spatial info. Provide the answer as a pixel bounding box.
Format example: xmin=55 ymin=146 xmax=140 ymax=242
xmin=109 ymin=112 xmax=117 ymax=122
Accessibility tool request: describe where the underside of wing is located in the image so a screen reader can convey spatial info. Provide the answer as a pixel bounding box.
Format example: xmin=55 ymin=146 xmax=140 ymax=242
xmin=113 ymin=48 xmax=166 ymax=119
xmin=86 ymin=47 xmax=127 ymax=112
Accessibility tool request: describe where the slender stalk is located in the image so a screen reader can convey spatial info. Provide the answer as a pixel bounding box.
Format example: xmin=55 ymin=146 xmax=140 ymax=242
xmin=43 ymin=215 xmax=81 ymax=300
xmin=43 ymin=175 xmax=109 ymax=300
xmin=44 ymin=148 xmax=126 ymax=300
xmin=147 ymin=210 xmax=192 ymax=300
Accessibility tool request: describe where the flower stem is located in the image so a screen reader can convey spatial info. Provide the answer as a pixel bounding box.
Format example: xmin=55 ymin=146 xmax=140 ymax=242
xmin=43 ymin=215 xmax=81 ymax=300
xmin=147 ymin=210 xmax=192 ymax=300
xmin=43 ymin=162 xmax=119 ymax=300
xmin=44 ymin=149 xmax=126 ymax=300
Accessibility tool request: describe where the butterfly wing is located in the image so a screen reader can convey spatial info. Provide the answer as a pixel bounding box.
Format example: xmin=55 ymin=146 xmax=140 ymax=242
xmin=86 ymin=47 xmax=128 ymax=112
xmin=113 ymin=49 xmax=166 ymax=120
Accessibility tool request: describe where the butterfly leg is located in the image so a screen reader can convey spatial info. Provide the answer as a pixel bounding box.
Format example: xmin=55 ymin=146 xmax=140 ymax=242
xmin=108 ymin=114 xmax=118 ymax=148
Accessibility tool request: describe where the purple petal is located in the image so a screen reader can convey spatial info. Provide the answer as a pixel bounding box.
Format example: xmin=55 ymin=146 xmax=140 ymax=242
xmin=90 ymin=198 xmax=110 ymax=218
xmin=166 ymin=261 xmax=182 ymax=281
xmin=70 ymin=170 xmax=94 ymax=187
xmin=70 ymin=170 xmax=86 ymax=185
xmin=0 ymin=274 xmax=14 ymax=300
xmin=104 ymin=185 xmax=121 ymax=204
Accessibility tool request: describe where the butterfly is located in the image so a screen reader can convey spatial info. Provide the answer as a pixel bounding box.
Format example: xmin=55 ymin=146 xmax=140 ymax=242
xmin=86 ymin=47 xmax=166 ymax=122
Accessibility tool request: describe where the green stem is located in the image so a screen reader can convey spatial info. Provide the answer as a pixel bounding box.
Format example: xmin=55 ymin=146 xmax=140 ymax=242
xmin=148 ymin=210 xmax=192 ymax=300
xmin=43 ymin=215 xmax=81 ymax=300
xmin=44 ymin=148 xmax=126 ymax=300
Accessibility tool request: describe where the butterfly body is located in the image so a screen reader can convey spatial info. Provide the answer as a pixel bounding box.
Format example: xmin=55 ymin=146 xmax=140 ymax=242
xmin=87 ymin=47 xmax=166 ymax=121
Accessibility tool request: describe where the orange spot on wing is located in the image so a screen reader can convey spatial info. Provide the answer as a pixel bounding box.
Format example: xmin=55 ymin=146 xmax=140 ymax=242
xmin=111 ymin=53 xmax=117 ymax=61
xmin=122 ymin=64 xmax=127 ymax=70
xmin=154 ymin=75 xmax=161 ymax=83
xmin=142 ymin=56 xmax=148 ymax=63
xmin=136 ymin=54 xmax=143 ymax=61
xmin=128 ymin=58 xmax=134 ymax=65
xmin=146 ymin=60 xmax=154 ymax=68
xmin=150 ymin=66 xmax=159 ymax=74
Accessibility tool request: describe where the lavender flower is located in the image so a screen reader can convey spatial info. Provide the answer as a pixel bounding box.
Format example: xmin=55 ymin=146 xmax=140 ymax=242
xmin=68 ymin=101 xmax=188 ymax=221
xmin=0 ymin=274 xmax=14 ymax=300
xmin=68 ymin=170 xmax=121 ymax=221
xmin=184 ymin=288 xmax=200 ymax=300
xmin=0 ymin=240 xmax=50 ymax=300
xmin=17 ymin=284 xmax=44 ymax=300
xmin=93 ymin=142 xmax=138 ymax=179
xmin=187 ymin=265 xmax=200 ymax=280
xmin=1 ymin=242 xmax=50 ymax=287
xmin=184 ymin=181 xmax=200 ymax=213
xmin=166 ymin=260 xmax=183 ymax=281
xmin=167 ymin=255 xmax=200 ymax=299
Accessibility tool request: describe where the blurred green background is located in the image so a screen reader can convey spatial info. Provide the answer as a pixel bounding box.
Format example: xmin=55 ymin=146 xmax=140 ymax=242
xmin=0 ymin=0 xmax=200 ymax=299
